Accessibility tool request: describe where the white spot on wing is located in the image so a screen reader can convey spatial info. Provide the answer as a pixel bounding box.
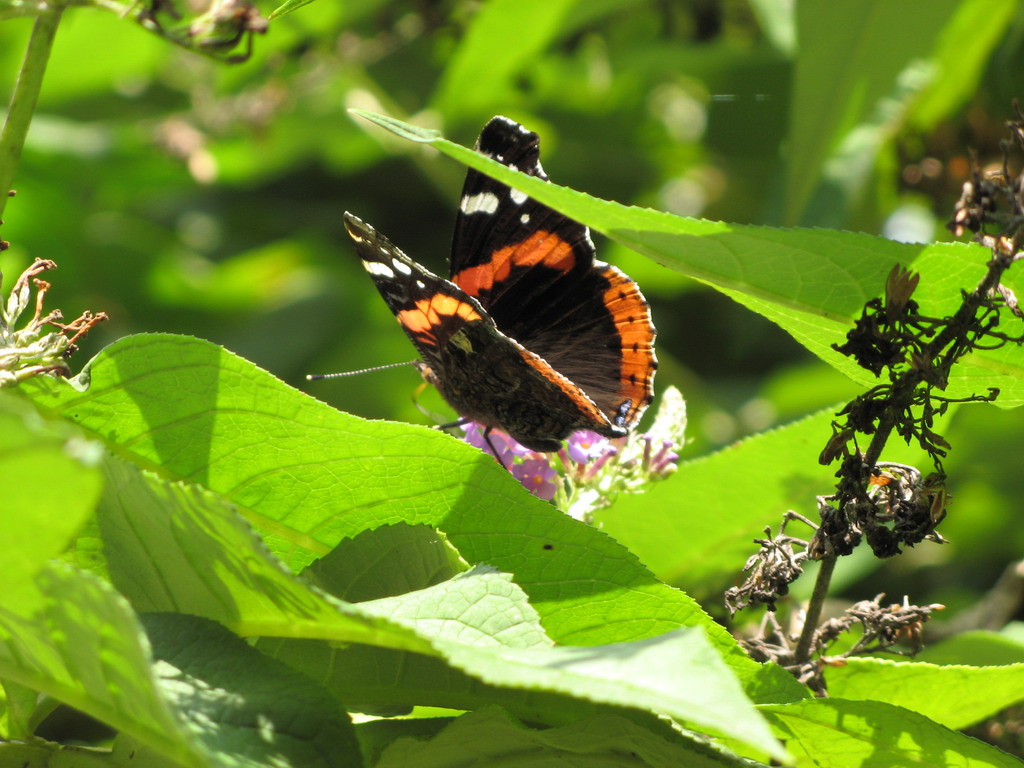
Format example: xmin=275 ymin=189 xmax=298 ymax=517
xmin=416 ymin=280 xmax=425 ymax=289
xmin=520 ymin=213 xmax=530 ymax=225
xmin=460 ymin=191 xmax=500 ymax=215
xmin=391 ymin=259 xmax=412 ymax=275
xmin=510 ymin=188 xmax=528 ymax=205
xmin=363 ymin=261 xmax=394 ymax=278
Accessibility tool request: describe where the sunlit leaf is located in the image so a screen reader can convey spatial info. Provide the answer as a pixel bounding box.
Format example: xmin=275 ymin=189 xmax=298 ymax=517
xmin=825 ymin=657 xmax=1024 ymax=731
xmin=763 ymin=698 xmax=1021 ymax=767
xmin=371 ymin=708 xmax=749 ymax=768
xmin=18 ymin=334 xmax=805 ymax=702
xmin=352 ymin=110 xmax=1024 ymax=408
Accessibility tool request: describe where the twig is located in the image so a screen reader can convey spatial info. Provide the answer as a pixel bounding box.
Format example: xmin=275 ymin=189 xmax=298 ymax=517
xmin=0 ymin=6 xmax=63 ymax=221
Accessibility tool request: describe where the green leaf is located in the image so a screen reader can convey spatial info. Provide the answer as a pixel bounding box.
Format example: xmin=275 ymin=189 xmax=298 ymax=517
xmin=271 ymin=628 xmax=788 ymax=761
xmin=281 ymin=547 xmax=783 ymax=757
xmin=762 ymin=698 xmax=1021 ymax=767
xmin=266 ymin=640 xmax=608 ymax=729
xmin=825 ymin=657 xmax=1024 ymax=730
xmin=907 ymin=0 xmax=1018 ymax=130
xmin=136 ymin=613 xmax=363 ymax=768
xmin=19 ymin=334 xmax=804 ymax=703
xmin=598 ymin=403 xmax=946 ymax=590
xmin=0 ymin=741 xmax=86 ymax=768
xmin=0 ymin=679 xmax=45 ymax=741
xmin=433 ymin=628 xmax=787 ymax=760
xmin=304 ymin=523 xmax=468 ymax=603
xmin=371 ymin=707 xmax=752 ymax=768
xmin=431 ymin=0 xmax=578 ymax=119
xmin=350 ymin=110 xmax=1024 ymax=408
xmin=597 ymin=408 xmax=836 ymax=588
xmin=0 ymin=561 xmax=204 ymax=766
xmin=97 ymin=455 xmax=438 ymax=654
xmin=96 ymin=448 xmax=775 ymax=756
xmin=784 ymin=1 xmax=962 ymax=225
xmin=277 ymin=555 xmax=784 ymax=756
xmin=356 ymin=565 xmax=554 ymax=649
xmin=917 ymin=628 xmax=1024 ymax=667
xmin=0 ymin=391 xmax=103 ymax=584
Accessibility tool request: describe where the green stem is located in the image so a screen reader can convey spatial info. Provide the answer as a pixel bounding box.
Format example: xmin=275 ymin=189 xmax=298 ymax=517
xmin=0 ymin=6 xmax=63 ymax=222
xmin=793 ymin=553 xmax=836 ymax=666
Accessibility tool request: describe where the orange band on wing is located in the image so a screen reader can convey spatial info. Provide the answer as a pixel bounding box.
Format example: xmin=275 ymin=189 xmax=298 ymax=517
xmin=453 ymin=230 xmax=576 ymax=296
xmin=397 ymin=295 xmax=482 ymax=345
xmin=601 ymin=268 xmax=656 ymax=424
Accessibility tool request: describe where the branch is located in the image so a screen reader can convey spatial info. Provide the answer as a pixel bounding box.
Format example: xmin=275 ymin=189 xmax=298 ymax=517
xmin=0 ymin=6 xmax=63 ymax=221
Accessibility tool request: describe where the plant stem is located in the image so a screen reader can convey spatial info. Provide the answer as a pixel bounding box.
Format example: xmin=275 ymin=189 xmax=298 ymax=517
xmin=793 ymin=553 xmax=836 ymax=665
xmin=793 ymin=248 xmax=1019 ymax=670
xmin=0 ymin=5 xmax=63 ymax=222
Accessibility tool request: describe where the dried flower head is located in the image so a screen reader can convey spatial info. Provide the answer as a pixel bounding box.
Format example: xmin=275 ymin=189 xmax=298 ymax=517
xmin=0 ymin=259 xmax=106 ymax=387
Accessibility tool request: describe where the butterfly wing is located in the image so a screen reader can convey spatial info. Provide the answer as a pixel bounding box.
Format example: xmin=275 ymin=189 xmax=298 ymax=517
xmin=450 ymin=116 xmax=657 ymax=430
xmin=344 ymin=212 xmax=488 ymax=375
xmin=344 ymin=211 xmax=621 ymax=446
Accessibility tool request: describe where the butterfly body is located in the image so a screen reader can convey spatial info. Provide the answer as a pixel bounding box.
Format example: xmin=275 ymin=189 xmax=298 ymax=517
xmin=345 ymin=116 xmax=656 ymax=452
xmin=416 ymin=320 xmax=627 ymax=452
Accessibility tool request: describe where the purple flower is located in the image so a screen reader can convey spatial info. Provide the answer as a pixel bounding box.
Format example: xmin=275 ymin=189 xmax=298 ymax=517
xmin=461 ymin=422 xmax=514 ymax=464
xmin=566 ymin=430 xmax=611 ymax=464
xmin=459 ymin=422 xmax=562 ymax=500
xmin=511 ymin=458 xmax=559 ymax=501
xmin=583 ymin=445 xmax=618 ymax=479
xmin=650 ymin=439 xmax=680 ymax=477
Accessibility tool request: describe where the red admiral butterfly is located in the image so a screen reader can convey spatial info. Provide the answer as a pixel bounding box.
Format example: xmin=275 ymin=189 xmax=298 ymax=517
xmin=345 ymin=116 xmax=657 ymax=452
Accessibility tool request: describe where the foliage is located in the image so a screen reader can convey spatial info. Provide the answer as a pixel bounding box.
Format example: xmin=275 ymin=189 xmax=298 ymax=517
xmin=2 ymin=1 xmax=1024 ymax=767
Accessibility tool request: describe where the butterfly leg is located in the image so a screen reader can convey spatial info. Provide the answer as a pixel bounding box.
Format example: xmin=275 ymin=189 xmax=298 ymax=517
xmin=435 ymin=417 xmax=470 ymax=432
xmin=412 ymin=381 xmax=458 ymax=427
xmin=481 ymin=426 xmax=509 ymax=469
xmin=435 ymin=419 xmax=508 ymax=469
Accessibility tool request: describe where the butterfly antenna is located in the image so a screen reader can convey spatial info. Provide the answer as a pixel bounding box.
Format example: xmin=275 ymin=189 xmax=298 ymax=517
xmin=306 ymin=361 xmax=418 ymax=381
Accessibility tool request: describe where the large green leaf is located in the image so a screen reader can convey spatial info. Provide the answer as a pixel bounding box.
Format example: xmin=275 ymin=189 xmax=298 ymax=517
xmin=17 ymin=334 xmax=806 ymax=703
xmin=269 ymin=627 xmax=788 ymax=761
xmin=431 ymin=0 xmax=578 ymax=119
xmin=784 ymin=1 xmax=960 ymax=225
xmin=598 ymin=402 xmax=947 ymax=590
xmin=369 ymin=708 xmax=751 ymax=768
xmin=0 ymin=393 xmax=105 ymax=741
xmin=598 ymin=408 xmax=835 ymax=588
xmin=0 ymin=561 xmax=204 ymax=766
xmin=129 ymin=613 xmax=363 ymax=768
xmin=303 ymin=522 xmax=468 ymax=603
xmin=762 ymin=698 xmax=1021 ymax=767
xmin=97 ymin=455 xmax=438 ymax=653
xmin=351 ymin=111 xmax=1024 ymax=408
xmin=98 ymin=401 xmax=785 ymax=758
xmin=824 ymin=657 xmax=1024 ymax=731
xmin=267 ymin=561 xmax=787 ymax=757
xmin=917 ymin=628 xmax=1024 ymax=667
xmin=0 ymin=391 xmax=103 ymax=585
xmin=356 ymin=565 xmax=553 ymax=649
xmin=784 ymin=0 xmax=1016 ymax=225
xmin=430 ymin=628 xmax=785 ymax=759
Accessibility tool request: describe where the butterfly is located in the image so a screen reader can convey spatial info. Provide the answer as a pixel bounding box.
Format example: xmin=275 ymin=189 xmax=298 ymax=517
xmin=344 ymin=116 xmax=656 ymax=453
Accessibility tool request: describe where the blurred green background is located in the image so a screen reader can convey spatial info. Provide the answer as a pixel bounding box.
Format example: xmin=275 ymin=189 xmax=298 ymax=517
xmin=2 ymin=0 xmax=1022 ymax=618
